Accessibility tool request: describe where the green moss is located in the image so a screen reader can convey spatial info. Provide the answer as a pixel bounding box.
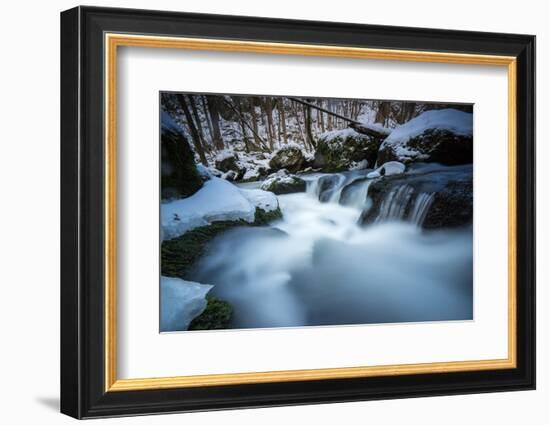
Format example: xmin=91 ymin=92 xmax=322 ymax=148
xmin=315 ymin=132 xmax=381 ymax=172
xmin=161 ymin=207 xmax=283 ymax=331
xmin=254 ymin=206 xmax=283 ymax=225
xmin=161 ymin=220 xmax=244 ymax=278
xmin=188 ymin=296 xmax=233 ymax=330
xmin=161 ymin=208 xmax=283 ymax=278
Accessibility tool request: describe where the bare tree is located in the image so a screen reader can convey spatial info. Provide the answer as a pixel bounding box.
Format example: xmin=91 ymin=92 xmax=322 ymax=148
xmin=188 ymin=95 xmax=209 ymax=152
xmin=279 ymin=99 xmax=288 ymax=143
xmin=303 ymin=101 xmax=316 ymax=150
xmin=205 ymin=95 xmax=224 ymax=150
xmin=177 ymin=95 xmax=208 ymax=165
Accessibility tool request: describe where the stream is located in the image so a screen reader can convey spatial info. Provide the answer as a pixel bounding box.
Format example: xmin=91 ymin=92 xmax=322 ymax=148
xmin=190 ymin=167 xmax=473 ymax=329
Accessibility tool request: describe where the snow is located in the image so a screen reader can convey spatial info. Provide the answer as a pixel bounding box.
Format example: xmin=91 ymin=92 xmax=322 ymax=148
xmin=215 ymin=149 xmax=236 ymax=162
xmin=260 ymin=174 xmax=297 ymax=190
xmin=380 ymin=109 xmax=473 ymax=158
xmin=357 ymin=121 xmax=392 ymax=136
xmin=195 ymin=164 xmax=213 ymax=180
xmin=240 ymin=188 xmax=279 ymax=212
xmin=161 ymin=177 xmax=279 ymax=240
xmin=161 ymin=110 xmax=182 ymax=133
xmin=160 ymin=276 xmax=213 ymax=332
xmin=367 ymin=161 xmax=406 ymax=178
xmin=349 ymin=159 xmax=369 ymax=170
xmin=319 ymin=128 xmax=365 ymax=147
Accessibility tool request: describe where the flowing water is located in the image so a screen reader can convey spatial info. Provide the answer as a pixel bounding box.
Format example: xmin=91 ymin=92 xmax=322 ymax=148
xmin=191 ymin=167 xmax=473 ymax=329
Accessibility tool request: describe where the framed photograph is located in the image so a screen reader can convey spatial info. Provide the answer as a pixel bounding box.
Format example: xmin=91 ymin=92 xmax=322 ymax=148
xmin=60 ymin=6 xmax=535 ymax=419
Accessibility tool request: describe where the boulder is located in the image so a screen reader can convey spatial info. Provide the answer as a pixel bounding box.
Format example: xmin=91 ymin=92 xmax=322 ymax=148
xmin=314 ymin=128 xmax=381 ymax=172
xmin=161 ymin=112 xmax=203 ymax=200
xmin=359 ymin=165 xmax=473 ymax=229
xmin=260 ymin=170 xmax=307 ymax=195
xmin=376 ymin=109 xmax=473 ymax=166
xmin=423 ymin=180 xmax=473 ymax=229
xmin=215 ymin=151 xmax=242 ymax=173
xmin=269 ymin=145 xmax=306 ymax=173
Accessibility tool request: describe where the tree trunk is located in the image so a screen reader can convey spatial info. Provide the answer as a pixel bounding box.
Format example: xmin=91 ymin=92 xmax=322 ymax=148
xmin=279 ymin=99 xmax=288 ymax=143
xmin=178 ymin=95 xmax=208 ymax=165
xmin=249 ymin=99 xmax=263 ymax=148
xmin=205 ymin=96 xmax=224 ymax=150
xmin=303 ymin=102 xmax=316 ymax=150
xmin=201 ymin=96 xmax=214 ymax=143
xmin=318 ymin=99 xmax=325 ymax=132
xmin=262 ymin=98 xmax=274 ymax=149
xmin=188 ymin=95 xmax=208 ymax=153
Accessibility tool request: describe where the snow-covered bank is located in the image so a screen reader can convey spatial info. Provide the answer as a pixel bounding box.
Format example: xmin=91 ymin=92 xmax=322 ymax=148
xmin=160 ymin=276 xmax=213 ymax=332
xmin=161 ymin=177 xmax=279 ymax=241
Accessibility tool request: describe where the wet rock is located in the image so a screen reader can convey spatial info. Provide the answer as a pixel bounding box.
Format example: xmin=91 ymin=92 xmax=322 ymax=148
xmin=317 ymin=174 xmax=344 ymax=202
xmin=359 ymin=165 xmax=473 ymax=229
xmin=260 ymin=170 xmax=307 ymax=195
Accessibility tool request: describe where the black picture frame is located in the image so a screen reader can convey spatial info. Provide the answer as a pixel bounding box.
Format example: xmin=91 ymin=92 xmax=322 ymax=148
xmin=61 ymin=5 xmax=535 ymax=419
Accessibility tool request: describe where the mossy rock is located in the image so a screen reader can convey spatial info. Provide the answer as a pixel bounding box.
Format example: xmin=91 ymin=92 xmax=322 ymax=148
xmin=314 ymin=130 xmax=381 ymax=172
xmin=254 ymin=206 xmax=283 ymax=224
xmin=377 ymin=128 xmax=473 ymax=166
xmin=161 ymin=208 xmax=283 ymax=278
xmin=260 ymin=175 xmax=306 ymax=195
xmin=188 ymin=296 xmax=233 ymax=330
xmin=269 ymin=146 xmax=306 ymax=173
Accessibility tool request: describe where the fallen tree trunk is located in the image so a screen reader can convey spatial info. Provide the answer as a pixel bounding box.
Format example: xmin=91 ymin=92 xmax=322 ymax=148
xmin=288 ymin=97 xmax=389 ymax=140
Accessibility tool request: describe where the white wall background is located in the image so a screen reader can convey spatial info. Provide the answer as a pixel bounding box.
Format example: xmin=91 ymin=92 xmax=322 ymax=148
xmin=0 ymin=0 xmax=545 ymax=423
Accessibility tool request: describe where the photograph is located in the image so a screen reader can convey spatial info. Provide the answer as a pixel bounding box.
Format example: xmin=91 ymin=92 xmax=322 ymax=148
xmin=159 ymin=92 xmax=474 ymax=332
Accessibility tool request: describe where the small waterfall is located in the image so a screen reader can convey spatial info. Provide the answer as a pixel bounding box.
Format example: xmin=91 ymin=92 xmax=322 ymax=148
xmin=375 ymin=185 xmax=415 ymax=222
xmin=373 ymin=184 xmax=435 ymax=227
xmin=340 ymin=179 xmax=372 ymax=209
xmin=310 ymin=174 xmax=347 ymax=203
xmin=327 ymin=174 xmax=347 ymax=203
xmin=409 ymin=193 xmax=435 ymax=226
xmin=306 ymin=178 xmax=320 ymax=197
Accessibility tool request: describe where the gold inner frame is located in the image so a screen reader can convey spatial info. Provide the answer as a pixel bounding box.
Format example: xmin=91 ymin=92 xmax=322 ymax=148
xmin=104 ymin=33 xmax=517 ymax=392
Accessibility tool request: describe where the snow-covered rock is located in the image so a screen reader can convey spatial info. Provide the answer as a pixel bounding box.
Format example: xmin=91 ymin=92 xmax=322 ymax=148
xmin=161 ymin=177 xmax=279 ymax=240
xmin=269 ymin=144 xmax=307 ymax=173
xmin=313 ymin=128 xmax=381 ymax=172
xmin=160 ymin=276 xmax=213 ymax=332
xmin=240 ymin=188 xmax=280 ymax=212
xmin=260 ymin=170 xmax=307 ymax=195
xmin=349 ymin=159 xmax=369 ymax=170
xmin=377 ymin=109 xmax=473 ymax=165
xmin=212 ymin=150 xmax=271 ymax=182
xmin=367 ymin=161 xmax=406 ymax=178
xmin=215 ymin=150 xmax=242 ymax=174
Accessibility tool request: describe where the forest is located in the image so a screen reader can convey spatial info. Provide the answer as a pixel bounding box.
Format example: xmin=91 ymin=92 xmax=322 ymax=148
xmin=160 ymin=92 xmax=474 ymax=333
xmin=161 ymin=92 xmax=471 ymax=183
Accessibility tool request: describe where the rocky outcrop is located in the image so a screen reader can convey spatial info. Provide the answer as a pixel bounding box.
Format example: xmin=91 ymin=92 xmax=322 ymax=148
xmin=359 ymin=165 xmax=473 ymax=229
xmin=161 ymin=112 xmax=204 ymax=200
xmin=314 ymin=128 xmax=381 ymax=172
xmin=376 ymin=109 xmax=473 ymax=166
